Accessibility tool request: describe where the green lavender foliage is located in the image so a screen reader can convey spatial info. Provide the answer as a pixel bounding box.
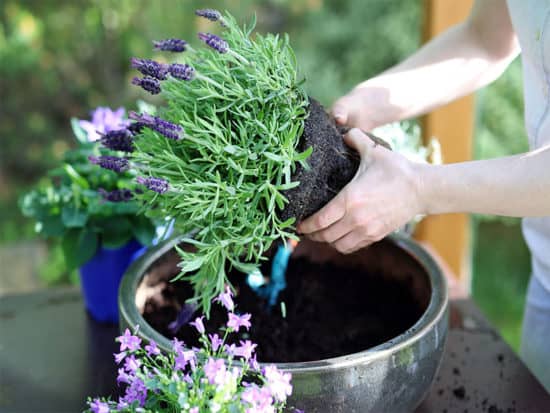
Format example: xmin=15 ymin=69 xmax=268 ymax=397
xmin=132 ymin=13 xmax=310 ymax=313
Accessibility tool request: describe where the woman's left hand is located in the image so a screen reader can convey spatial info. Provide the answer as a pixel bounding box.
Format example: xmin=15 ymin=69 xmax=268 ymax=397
xmin=297 ymin=128 xmax=426 ymax=254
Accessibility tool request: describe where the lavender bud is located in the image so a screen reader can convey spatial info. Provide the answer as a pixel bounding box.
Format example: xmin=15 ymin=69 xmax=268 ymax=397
xmin=195 ymin=9 xmax=222 ymax=22
xmin=130 ymin=58 xmax=168 ymax=80
xmin=127 ymin=122 xmax=145 ymax=136
xmin=129 ymin=112 xmax=183 ymax=140
xmin=89 ymin=155 xmax=129 ymax=172
xmin=136 ymin=176 xmax=169 ymax=194
xmin=198 ymin=32 xmax=228 ymax=54
xmin=131 ymin=76 xmax=161 ymax=95
xmin=98 ymin=188 xmax=134 ymax=202
xmin=168 ymin=63 xmax=195 ymax=81
xmin=153 ymin=38 xmax=188 ymax=52
xmin=100 ymin=129 xmax=134 ymax=153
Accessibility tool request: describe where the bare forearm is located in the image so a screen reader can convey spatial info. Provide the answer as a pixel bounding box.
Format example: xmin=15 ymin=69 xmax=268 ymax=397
xmin=418 ymin=146 xmax=550 ymax=217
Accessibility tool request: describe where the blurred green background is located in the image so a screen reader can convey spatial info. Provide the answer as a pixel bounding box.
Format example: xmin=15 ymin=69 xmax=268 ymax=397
xmin=0 ymin=0 xmax=530 ymax=350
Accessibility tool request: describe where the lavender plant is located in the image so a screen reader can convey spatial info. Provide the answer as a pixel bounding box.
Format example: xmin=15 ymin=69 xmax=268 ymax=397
xmin=20 ymin=107 xmax=157 ymax=270
xmin=85 ymin=287 xmax=294 ymax=413
xmin=89 ymin=10 xmax=310 ymax=312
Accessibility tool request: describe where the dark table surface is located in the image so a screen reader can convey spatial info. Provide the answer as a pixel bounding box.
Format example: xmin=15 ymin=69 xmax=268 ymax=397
xmin=1 ymin=288 xmax=549 ymax=413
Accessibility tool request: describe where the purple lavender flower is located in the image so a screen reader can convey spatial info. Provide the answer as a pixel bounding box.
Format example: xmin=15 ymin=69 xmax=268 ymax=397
xmin=153 ymin=38 xmax=188 ymax=52
xmin=227 ymin=312 xmax=252 ymax=332
xmin=195 ymin=9 xmax=222 ymax=22
xmin=127 ymin=121 xmax=145 ymax=136
xmin=79 ymin=107 xmax=129 ymax=142
xmin=100 ymin=129 xmax=134 ymax=152
xmin=130 ymin=57 xmax=168 ymax=80
xmin=129 ymin=112 xmax=183 ymax=140
xmin=233 ymin=340 xmax=257 ymax=360
xmin=264 ymin=365 xmax=292 ymax=402
xmin=89 ymin=398 xmax=110 ymax=413
xmin=144 ymin=340 xmax=161 ymax=357
xmin=98 ymin=188 xmax=134 ymax=202
xmin=168 ymin=63 xmax=195 ymax=81
xmin=132 ymin=76 xmax=161 ymax=95
xmin=190 ymin=316 xmax=205 ymax=334
xmin=215 ymin=285 xmax=234 ymax=311
xmin=89 ymin=155 xmax=129 ymax=172
xmin=136 ymin=176 xmax=169 ymax=194
xmin=117 ymin=328 xmax=142 ymax=352
xmin=198 ymin=32 xmax=228 ymax=53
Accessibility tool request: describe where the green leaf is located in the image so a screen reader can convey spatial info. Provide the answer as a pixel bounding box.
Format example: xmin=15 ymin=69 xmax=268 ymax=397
xmin=99 ymin=217 xmax=133 ymax=249
xmin=39 ymin=215 xmax=65 ymax=237
xmin=131 ymin=216 xmax=157 ymax=247
xmin=63 ymin=164 xmax=90 ymax=189
xmin=71 ymin=117 xmax=89 ymax=144
xmin=61 ymin=205 xmax=88 ymax=228
xmin=62 ymin=228 xmax=99 ymax=270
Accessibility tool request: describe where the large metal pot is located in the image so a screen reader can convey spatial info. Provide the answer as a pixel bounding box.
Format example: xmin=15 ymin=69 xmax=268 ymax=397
xmin=119 ymin=234 xmax=448 ymax=413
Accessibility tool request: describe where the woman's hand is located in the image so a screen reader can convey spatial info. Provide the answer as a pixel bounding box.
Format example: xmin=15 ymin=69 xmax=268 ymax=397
xmin=297 ymin=128 xmax=425 ymax=254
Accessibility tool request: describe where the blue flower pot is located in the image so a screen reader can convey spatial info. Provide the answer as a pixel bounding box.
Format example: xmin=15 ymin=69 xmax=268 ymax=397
xmin=79 ymin=239 xmax=146 ymax=323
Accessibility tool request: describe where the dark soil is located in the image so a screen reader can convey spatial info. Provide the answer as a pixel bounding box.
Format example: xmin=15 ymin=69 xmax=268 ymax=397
xmin=141 ymin=246 xmax=425 ymax=363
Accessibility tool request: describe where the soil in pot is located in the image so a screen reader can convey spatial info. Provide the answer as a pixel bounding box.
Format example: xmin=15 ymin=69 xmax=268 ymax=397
xmin=278 ymin=98 xmax=391 ymax=223
xmin=140 ymin=242 xmax=427 ymax=363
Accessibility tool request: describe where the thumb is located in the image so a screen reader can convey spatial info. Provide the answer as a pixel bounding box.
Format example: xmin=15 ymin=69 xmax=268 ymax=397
xmin=343 ymin=128 xmax=374 ymax=155
xmin=331 ymin=96 xmax=351 ymax=125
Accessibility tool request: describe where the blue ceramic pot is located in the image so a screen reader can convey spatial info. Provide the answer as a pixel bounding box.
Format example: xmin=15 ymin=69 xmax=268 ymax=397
xmin=79 ymin=239 xmax=145 ymax=323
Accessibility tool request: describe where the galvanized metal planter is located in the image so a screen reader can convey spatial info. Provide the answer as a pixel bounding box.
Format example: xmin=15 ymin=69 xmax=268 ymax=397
xmin=119 ymin=234 xmax=448 ymax=413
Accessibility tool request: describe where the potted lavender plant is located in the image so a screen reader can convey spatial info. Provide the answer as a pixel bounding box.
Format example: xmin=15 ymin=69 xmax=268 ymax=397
xmin=20 ymin=107 xmax=159 ymax=323
xmin=83 ymin=9 xmax=447 ymax=411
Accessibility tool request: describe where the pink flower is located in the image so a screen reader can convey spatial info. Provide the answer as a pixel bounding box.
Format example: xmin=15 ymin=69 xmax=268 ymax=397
xmin=203 ymin=357 xmax=226 ymax=385
xmin=209 ymin=333 xmax=223 ymax=351
xmin=264 ymin=365 xmax=292 ymax=402
xmin=175 ymin=350 xmax=196 ymax=371
xmin=145 ymin=340 xmax=161 ymax=356
xmin=227 ymin=312 xmax=251 ymax=332
xmin=233 ymin=340 xmax=257 ymax=360
xmin=113 ymin=351 xmax=127 ymax=364
xmin=190 ymin=316 xmax=205 ymax=334
xmin=124 ymin=355 xmax=141 ymax=373
xmin=215 ymin=285 xmax=235 ymax=311
xmin=117 ymin=329 xmax=141 ymax=352
xmin=89 ymin=398 xmax=110 ymax=413
xmin=241 ymin=385 xmax=274 ymax=412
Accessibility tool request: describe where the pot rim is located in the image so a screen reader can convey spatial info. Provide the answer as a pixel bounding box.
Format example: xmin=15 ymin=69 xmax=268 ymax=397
xmin=119 ymin=233 xmax=448 ymax=373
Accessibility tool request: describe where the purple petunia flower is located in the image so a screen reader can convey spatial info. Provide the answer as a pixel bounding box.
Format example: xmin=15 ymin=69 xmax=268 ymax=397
xmin=136 ymin=176 xmax=169 ymax=194
xmin=198 ymin=32 xmax=228 ymax=53
xmin=132 ymin=76 xmax=161 ymax=95
xmin=117 ymin=328 xmax=142 ymax=352
xmin=79 ymin=107 xmax=129 ymax=142
xmin=89 ymin=398 xmax=110 ymax=413
xmin=100 ymin=129 xmax=134 ymax=152
xmin=89 ymin=155 xmax=129 ymax=173
xmin=195 ymin=8 xmax=222 ymax=22
xmin=153 ymin=38 xmax=188 ymax=52
xmin=129 ymin=112 xmax=183 ymax=140
xmin=227 ymin=312 xmax=252 ymax=332
xmin=98 ymin=188 xmax=134 ymax=203
xmin=130 ymin=57 xmax=168 ymax=80
xmin=168 ymin=63 xmax=195 ymax=81
xmin=190 ymin=316 xmax=205 ymax=334
xmin=215 ymin=285 xmax=234 ymax=311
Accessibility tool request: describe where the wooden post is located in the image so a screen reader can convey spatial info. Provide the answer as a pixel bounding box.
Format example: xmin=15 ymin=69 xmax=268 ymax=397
xmin=414 ymin=0 xmax=475 ymax=294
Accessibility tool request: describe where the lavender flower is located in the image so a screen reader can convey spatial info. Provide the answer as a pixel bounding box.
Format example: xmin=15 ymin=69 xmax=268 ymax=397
xmin=127 ymin=121 xmax=145 ymax=136
xmin=130 ymin=57 xmax=168 ymax=80
xmin=100 ymin=129 xmax=134 ymax=152
xmin=153 ymin=38 xmax=188 ymax=52
xmin=98 ymin=188 xmax=134 ymax=202
xmin=132 ymin=76 xmax=161 ymax=95
xmin=198 ymin=32 xmax=229 ymax=53
xmin=136 ymin=176 xmax=170 ymax=194
xmin=129 ymin=111 xmax=183 ymax=140
xmin=89 ymin=155 xmax=129 ymax=173
xmin=195 ymin=8 xmax=222 ymax=22
xmin=168 ymin=63 xmax=195 ymax=81
xmin=79 ymin=107 xmax=129 ymax=142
